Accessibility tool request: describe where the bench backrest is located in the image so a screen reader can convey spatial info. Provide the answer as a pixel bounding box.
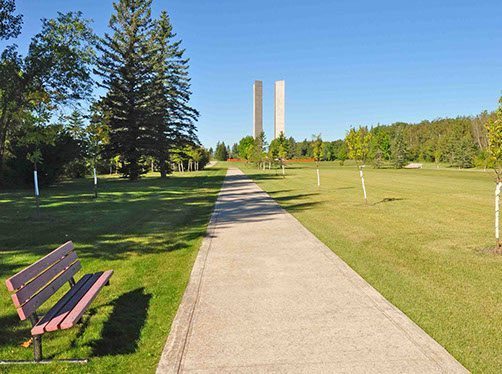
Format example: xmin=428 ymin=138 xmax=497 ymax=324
xmin=5 ymin=241 xmax=81 ymax=320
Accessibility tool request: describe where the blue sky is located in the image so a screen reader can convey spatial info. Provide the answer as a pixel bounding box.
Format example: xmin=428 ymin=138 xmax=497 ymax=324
xmin=4 ymin=0 xmax=502 ymax=149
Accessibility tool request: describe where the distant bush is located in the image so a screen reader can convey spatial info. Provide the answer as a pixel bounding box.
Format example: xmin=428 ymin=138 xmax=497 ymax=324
xmin=1 ymin=130 xmax=82 ymax=187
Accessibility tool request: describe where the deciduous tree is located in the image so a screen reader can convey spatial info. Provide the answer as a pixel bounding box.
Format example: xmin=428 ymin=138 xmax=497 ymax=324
xmin=312 ymin=134 xmax=323 ymax=187
xmin=345 ymin=127 xmax=372 ymax=203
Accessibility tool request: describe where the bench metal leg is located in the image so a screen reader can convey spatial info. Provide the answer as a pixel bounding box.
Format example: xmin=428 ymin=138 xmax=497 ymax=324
xmin=28 ymin=313 xmax=43 ymax=362
xmin=33 ymin=335 xmax=42 ymax=362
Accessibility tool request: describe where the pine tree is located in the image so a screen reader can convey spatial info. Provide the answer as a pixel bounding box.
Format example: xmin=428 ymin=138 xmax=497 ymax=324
xmin=214 ymin=142 xmax=228 ymax=161
xmin=149 ymin=11 xmax=199 ymax=177
xmin=391 ymin=128 xmax=408 ymax=168
xmin=95 ymin=0 xmax=156 ymax=180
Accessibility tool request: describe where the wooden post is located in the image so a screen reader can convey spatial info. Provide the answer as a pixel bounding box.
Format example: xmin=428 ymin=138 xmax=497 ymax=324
xmin=33 ymin=168 xmax=40 ymax=216
xmin=496 ymin=181 xmax=501 ymax=251
xmin=359 ymin=166 xmax=367 ymax=204
xmin=93 ymin=167 xmax=98 ymax=198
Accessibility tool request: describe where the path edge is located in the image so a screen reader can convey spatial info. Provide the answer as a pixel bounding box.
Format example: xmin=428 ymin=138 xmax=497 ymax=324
xmin=235 ymin=167 xmax=468 ymax=373
xmin=156 ymin=173 xmax=224 ymax=374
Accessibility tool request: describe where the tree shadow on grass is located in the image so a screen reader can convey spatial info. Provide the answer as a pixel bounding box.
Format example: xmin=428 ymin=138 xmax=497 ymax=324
xmin=90 ymin=288 xmax=151 ymax=357
xmin=0 ymin=173 xmax=226 ymax=273
xmin=372 ymin=197 xmax=405 ymax=205
xmin=0 ymin=313 xmax=30 ymax=351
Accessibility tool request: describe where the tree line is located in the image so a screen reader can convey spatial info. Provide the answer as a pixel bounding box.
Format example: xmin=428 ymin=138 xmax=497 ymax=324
xmin=215 ymin=108 xmax=497 ymax=170
xmin=0 ymin=0 xmax=207 ymax=187
xmin=214 ymin=100 xmax=502 ymax=250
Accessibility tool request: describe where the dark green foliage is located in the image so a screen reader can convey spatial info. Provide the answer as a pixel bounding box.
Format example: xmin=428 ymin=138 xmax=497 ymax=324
xmin=452 ymin=136 xmax=476 ymax=168
xmin=0 ymin=11 xmax=96 ymax=183
xmin=257 ymin=114 xmax=490 ymax=169
xmin=297 ymin=138 xmax=312 ymax=157
xmin=27 ymin=12 xmax=96 ymax=104
xmin=95 ymin=1 xmax=198 ymax=180
xmin=5 ymin=127 xmax=81 ymax=186
xmin=286 ymin=137 xmax=297 ymax=159
xmin=0 ymin=0 xmax=23 ymax=40
xmin=391 ymin=128 xmax=408 ymax=168
xmin=149 ymin=11 xmax=199 ymax=177
xmin=95 ymin=0 xmax=156 ymax=180
xmin=230 ymin=143 xmax=238 ymax=158
xmin=214 ymin=141 xmax=228 ymax=161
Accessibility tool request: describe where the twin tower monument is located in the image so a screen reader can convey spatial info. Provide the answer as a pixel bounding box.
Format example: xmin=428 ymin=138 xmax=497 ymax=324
xmin=253 ymin=80 xmax=285 ymax=140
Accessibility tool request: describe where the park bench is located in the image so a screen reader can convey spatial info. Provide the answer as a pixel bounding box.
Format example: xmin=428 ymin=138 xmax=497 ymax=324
xmin=3 ymin=241 xmax=113 ymax=363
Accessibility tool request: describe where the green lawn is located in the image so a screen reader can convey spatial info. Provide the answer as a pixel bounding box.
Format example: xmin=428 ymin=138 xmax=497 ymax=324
xmin=0 ymin=165 xmax=226 ymax=373
xmin=238 ymin=161 xmax=502 ymax=373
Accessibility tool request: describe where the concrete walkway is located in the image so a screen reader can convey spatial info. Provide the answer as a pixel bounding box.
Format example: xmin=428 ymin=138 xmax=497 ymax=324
xmin=157 ymin=168 xmax=467 ymax=373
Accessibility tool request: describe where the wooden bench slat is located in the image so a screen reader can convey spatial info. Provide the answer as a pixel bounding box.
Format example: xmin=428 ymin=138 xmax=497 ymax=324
xmin=6 ymin=241 xmax=74 ymax=291
xmin=31 ymin=274 xmax=93 ymax=335
xmin=60 ymin=270 xmax=113 ymax=330
xmin=11 ymin=252 xmax=79 ymax=308
xmin=44 ymin=272 xmax=103 ymax=332
xmin=16 ymin=261 xmax=82 ymax=321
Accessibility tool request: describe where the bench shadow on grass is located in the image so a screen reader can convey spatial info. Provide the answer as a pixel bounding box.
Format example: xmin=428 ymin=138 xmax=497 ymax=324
xmin=0 ymin=313 xmax=31 ymax=352
xmin=90 ymin=288 xmax=151 ymax=356
xmin=0 ymin=173 xmax=222 ymax=357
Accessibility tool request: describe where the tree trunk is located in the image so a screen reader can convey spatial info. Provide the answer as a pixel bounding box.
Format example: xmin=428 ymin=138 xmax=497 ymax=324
xmin=0 ymin=113 xmax=11 ymax=174
xmin=317 ymin=167 xmax=320 ymax=187
xmin=159 ymin=156 xmax=167 ymax=178
xmin=282 ymin=164 xmax=285 ymax=175
xmin=359 ymin=166 xmax=367 ymax=204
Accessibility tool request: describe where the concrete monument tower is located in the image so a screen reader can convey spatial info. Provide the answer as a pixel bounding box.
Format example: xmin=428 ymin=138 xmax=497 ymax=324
xmin=253 ymin=80 xmax=263 ymax=138
xmin=274 ymin=80 xmax=285 ymax=138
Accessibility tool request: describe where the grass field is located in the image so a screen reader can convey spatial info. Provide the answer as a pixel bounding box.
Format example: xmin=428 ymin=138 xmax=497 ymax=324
xmin=0 ymin=166 xmax=226 ymax=373
xmin=238 ymin=161 xmax=502 ymax=373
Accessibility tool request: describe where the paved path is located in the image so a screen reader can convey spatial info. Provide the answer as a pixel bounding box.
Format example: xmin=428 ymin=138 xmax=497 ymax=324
xmin=157 ymin=168 xmax=467 ymax=373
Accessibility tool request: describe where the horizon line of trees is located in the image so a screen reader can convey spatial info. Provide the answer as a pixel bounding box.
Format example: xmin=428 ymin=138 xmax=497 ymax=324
xmin=214 ymin=107 xmax=498 ymax=170
xmin=0 ymin=0 xmax=206 ymax=187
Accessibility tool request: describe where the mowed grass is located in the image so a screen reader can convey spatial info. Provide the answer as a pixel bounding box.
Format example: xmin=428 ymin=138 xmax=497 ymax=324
xmin=238 ymin=161 xmax=502 ymax=373
xmin=0 ymin=165 xmax=226 ymax=373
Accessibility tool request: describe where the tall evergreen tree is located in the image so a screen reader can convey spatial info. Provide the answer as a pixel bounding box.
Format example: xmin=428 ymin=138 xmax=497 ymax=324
xmin=95 ymin=0 xmax=156 ymax=180
xmin=214 ymin=142 xmax=228 ymax=161
xmin=391 ymin=128 xmax=408 ymax=168
xmin=149 ymin=11 xmax=199 ymax=177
